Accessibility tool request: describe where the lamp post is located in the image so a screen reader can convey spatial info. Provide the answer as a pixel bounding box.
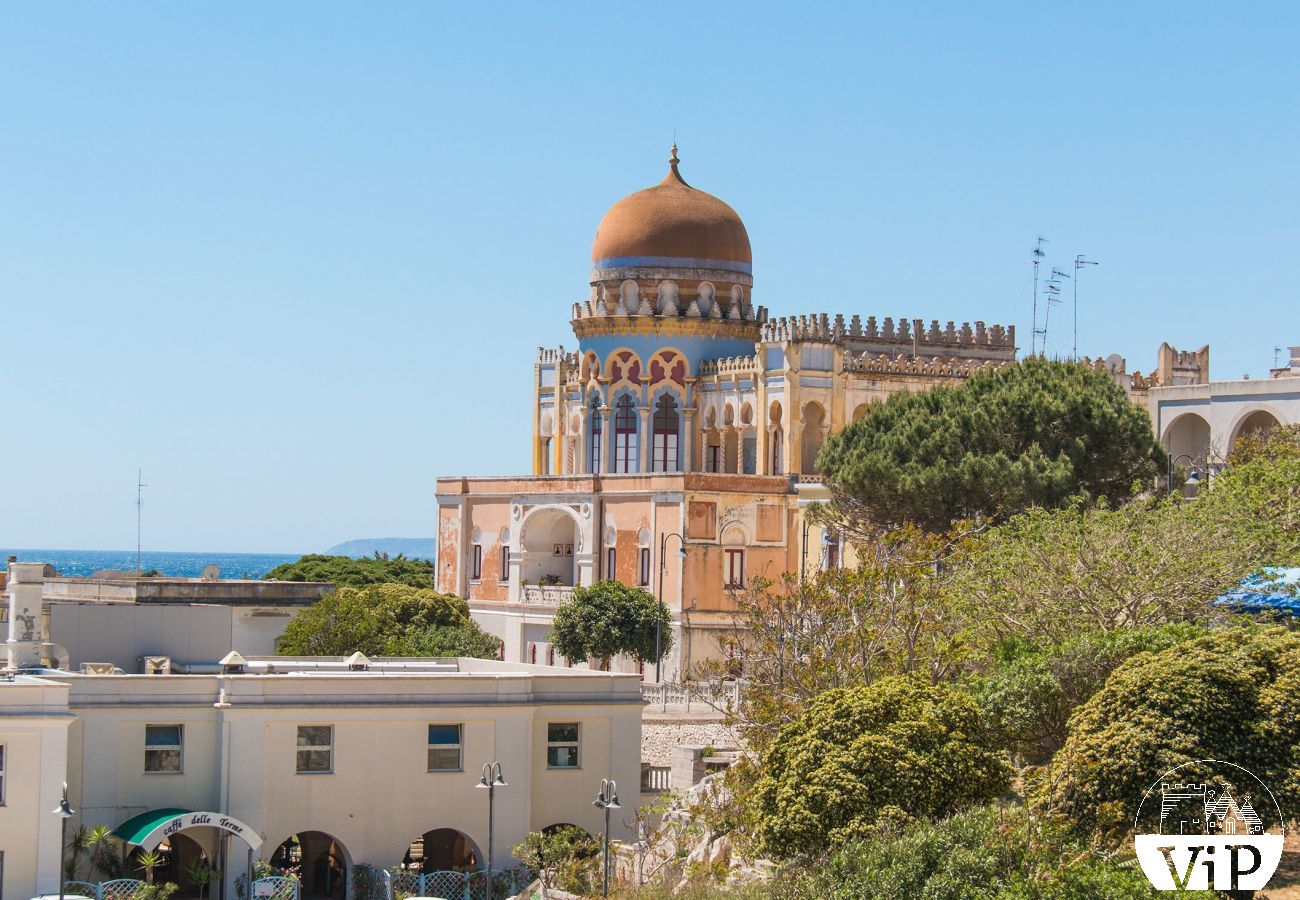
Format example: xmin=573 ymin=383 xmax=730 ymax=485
xmin=53 ymin=782 xmax=75 ymax=900
xmin=592 ymin=779 xmax=622 ymax=900
xmin=475 ymin=762 xmax=507 ymax=890
xmin=655 ymin=532 xmax=686 ymax=684
xmin=1166 ymin=452 xmax=1225 ymax=496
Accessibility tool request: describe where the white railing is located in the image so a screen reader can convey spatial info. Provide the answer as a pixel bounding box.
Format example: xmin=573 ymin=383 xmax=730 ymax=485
xmin=641 ymin=763 xmax=671 ymax=793
xmin=641 ymin=680 xmax=741 ymax=713
xmin=520 ymin=584 xmax=575 ymax=605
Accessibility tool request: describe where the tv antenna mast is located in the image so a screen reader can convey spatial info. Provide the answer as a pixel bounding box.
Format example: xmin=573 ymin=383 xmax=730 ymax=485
xmin=1276 ymin=346 xmax=1285 ymax=371
xmin=136 ymin=469 xmax=148 ymax=574
xmin=1073 ymin=255 xmax=1099 ymax=361
xmin=1038 ymin=270 xmax=1067 ymax=354
xmin=1030 ymin=236 xmax=1048 ymax=355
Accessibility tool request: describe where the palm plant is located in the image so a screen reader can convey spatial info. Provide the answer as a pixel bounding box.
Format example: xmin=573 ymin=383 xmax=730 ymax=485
xmin=136 ymin=851 xmax=166 ymax=885
xmin=86 ymin=825 xmax=124 ymax=879
xmin=65 ymin=825 xmax=93 ymax=880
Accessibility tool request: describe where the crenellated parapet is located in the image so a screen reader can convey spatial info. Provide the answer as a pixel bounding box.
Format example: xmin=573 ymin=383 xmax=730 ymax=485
xmin=536 ymin=346 xmax=577 ymax=366
xmin=761 ymin=313 xmax=1015 ymax=351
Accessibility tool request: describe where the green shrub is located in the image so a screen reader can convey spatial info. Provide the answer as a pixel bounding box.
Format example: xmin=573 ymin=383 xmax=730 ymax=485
xmin=750 ymin=677 xmax=1011 ymax=859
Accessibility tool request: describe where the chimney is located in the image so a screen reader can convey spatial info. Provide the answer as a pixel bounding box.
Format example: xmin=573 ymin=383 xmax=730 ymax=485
xmin=6 ymin=561 xmax=46 ymax=670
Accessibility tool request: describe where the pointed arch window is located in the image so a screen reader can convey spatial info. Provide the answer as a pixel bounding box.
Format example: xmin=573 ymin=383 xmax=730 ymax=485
xmin=588 ymin=396 xmax=603 ymax=474
xmin=652 ymin=394 xmax=681 ymax=472
xmin=613 ymin=395 xmax=638 ymax=474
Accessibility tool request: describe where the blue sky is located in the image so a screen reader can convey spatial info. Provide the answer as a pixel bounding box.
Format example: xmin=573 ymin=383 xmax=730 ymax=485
xmin=3 ymin=2 xmax=1298 ymax=552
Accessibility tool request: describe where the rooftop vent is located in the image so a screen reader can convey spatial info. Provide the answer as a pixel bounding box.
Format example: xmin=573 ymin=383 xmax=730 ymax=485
xmin=219 ymin=650 xmax=247 ymax=674
xmin=80 ymin=662 xmax=117 ymax=676
xmin=345 ymin=651 xmax=371 ymax=671
xmin=142 ymin=656 xmax=172 ymax=676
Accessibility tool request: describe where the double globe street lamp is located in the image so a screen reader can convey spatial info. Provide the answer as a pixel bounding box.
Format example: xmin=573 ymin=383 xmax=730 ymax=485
xmin=53 ymin=782 xmax=75 ymax=900
xmin=475 ymin=761 xmax=507 ymax=890
xmin=592 ymin=779 xmax=622 ymax=899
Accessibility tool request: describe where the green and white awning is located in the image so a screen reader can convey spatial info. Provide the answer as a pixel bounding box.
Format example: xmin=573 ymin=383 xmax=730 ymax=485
xmin=112 ymin=808 xmax=262 ymax=850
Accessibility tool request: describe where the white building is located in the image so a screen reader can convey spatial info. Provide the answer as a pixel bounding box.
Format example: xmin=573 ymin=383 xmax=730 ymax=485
xmin=1152 ymin=345 xmax=1300 ymax=464
xmin=1 ymin=563 xmax=643 ymax=900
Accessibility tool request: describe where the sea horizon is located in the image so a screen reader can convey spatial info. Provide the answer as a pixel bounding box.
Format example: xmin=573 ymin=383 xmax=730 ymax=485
xmin=1 ymin=547 xmax=302 ymax=580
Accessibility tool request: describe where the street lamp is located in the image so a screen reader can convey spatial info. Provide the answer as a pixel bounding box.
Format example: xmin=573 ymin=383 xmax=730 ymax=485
xmin=475 ymin=762 xmax=507 ymax=889
xmin=1167 ymin=452 xmax=1224 ymax=496
xmin=53 ymin=782 xmax=75 ymax=900
xmin=655 ymin=533 xmax=686 ymax=684
xmin=592 ymin=779 xmax=622 ymax=899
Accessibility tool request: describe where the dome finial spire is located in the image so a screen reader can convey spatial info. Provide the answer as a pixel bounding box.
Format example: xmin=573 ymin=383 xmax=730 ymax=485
xmin=665 ymin=141 xmax=687 ymax=185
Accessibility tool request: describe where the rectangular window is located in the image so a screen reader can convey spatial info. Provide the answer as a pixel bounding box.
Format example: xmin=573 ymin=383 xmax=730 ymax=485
xmin=427 ymin=724 xmax=463 ymax=771
xmin=707 ymin=445 xmax=720 ymax=473
xmin=471 ymin=544 xmax=483 ymax=581
xmin=547 ymin=723 xmax=580 ymax=768
xmin=0 ymin=743 xmax=5 ymax=804
xmin=725 ymin=548 xmax=745 ymax=588
xmin=825 ymin=541 xmax=840 ymax=571
xmin=606 ymin=547 xmax=616 ymax=580
xmin=499 ymin=545 xmax=510 ymax=583
xmin=653 ymin=433 xmax=679 ymax=472
xmin=144 ymin=725 xmax=183 ymax=773
xmin=296 ymin=725 xmax=333 ymax=773
xmin=639 ymin=547 xmax=651 ymax=587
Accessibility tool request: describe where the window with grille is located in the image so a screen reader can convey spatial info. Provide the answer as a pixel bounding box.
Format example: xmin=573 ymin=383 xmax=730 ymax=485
xmin=427 ymin=724 xmax=462 ymax=771
xmin=613 ymin=395 xmax=638 ymax=473
xmin=588 ymin=398 xmax=603 ymax=473
xmin=547 ymin=723 xmax=580 ymax=768
xmin=606 ymin=547 xmax=616 ymax=580
xmin=652 ymin=395 xmax=680 ymax=472
xmin=499 ymin=545 xmax=510 ymax=582
xmin=145 ymin=725 xmax=183 ymax=773
xmin=471 ymin=544 xmax=482 ymax=581
xmin=296 ymin=725 xmax=333 ymax=773
xmin=639 ymin=547 xmax=651 ymax=586
xmin=725 ymin=548 xmax=745 ymax=588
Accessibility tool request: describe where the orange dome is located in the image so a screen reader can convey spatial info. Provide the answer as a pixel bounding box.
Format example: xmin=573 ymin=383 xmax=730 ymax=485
xmin=591 ymin=147 xmax=751 ymax=272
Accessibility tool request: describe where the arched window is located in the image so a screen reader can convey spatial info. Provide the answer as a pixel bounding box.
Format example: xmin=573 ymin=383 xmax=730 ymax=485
xmin=613 ymin=395 xmax=638 ymax=473
xmin=652 ymin=395 xmax=680 ymax=472
xmin=588 ymin=396 xmax=603 ymax=474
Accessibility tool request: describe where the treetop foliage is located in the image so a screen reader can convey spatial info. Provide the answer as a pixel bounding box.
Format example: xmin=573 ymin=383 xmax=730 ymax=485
xmin=816 ymin=357 xmax=1165 ymax=533
xmin=276 ymin=582 xmax=499 ymax=659
xmin=264 ymin=553 xmax=434 ymax=588
xmin=550 ymin=580 xmax=672 ymax=665
xmin=750 ymin=677 xmax=1010 ymax=859
xmin=1040 ymin=624 xmax=1300 ymax=837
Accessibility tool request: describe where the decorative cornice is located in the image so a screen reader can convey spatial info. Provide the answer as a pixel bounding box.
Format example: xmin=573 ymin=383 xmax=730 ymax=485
xmin=570 ymin=314 xmax=762 ymax=342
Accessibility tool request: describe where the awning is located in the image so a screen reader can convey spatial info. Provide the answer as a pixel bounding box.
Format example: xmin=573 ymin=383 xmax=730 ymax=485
xmin=1215 ymin=567 xmax=1300 ymax=615
xmin=112 ymin=808 xmax=262 ymax=850
xmin=112 ymin=808 xmax=193 ymax=845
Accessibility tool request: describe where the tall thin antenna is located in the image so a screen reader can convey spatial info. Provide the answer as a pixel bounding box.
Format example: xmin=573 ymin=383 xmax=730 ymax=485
xmin=136 ymin=469 xmax=148 ymax=574
xmin=1275 ymin=346 xmax=1284 ymax=371
xmin=1030 ymin=236 xmax=1048 ymax=355
xmin=1039 ymin=270 xmax=1067 ymax=354
xmin=1073 ymin=255 xmax=1099 ymax=361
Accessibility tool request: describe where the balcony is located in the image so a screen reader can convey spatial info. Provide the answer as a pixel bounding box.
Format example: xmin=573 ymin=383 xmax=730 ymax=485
xmin=520 ymin=584 xmax=575 ymax=606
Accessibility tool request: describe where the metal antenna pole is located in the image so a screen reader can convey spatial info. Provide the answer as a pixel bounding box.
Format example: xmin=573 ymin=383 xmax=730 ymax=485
xmin=1073 ymin=255 xmax=1098 ymax=361
xmin=1030 ymin=236 xmax=1048 ymax=356
xmin=136 ymin=469 xmax=148 ymax=573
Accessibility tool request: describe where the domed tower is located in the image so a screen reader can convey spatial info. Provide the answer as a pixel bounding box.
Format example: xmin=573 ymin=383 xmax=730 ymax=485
xmin=551 ymin=147 xmax=766 ymax=477
xmin=572 ymin=145 xmax=765 ymax=363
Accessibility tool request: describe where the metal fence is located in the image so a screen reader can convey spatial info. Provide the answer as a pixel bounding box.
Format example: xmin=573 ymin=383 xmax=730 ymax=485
xmin=64 ymin=879 xmax=150 ymax=900
xmin=251 ymin=876 xmax=300 ymax=900
xmin=385 ymin=868 xmax=536 ymax=900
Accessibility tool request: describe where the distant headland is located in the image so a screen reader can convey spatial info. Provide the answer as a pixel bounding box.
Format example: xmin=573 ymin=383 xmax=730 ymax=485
xmin=324 ymin=537 xmax=436 ymax=559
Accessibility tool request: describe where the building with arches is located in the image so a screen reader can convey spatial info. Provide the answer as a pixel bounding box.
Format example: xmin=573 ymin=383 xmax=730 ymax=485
xmin=1 ymin=563 xmax=641 ymax=900
xmin=436 ymin=147 xmax=1018 ymax=678
xmin=1150 ymin=344 xmax=1300 ymax=464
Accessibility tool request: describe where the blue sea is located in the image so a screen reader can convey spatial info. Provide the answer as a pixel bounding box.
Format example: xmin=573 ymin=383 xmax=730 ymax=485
xmin=1 ymin=548 xmax=301 ymax=580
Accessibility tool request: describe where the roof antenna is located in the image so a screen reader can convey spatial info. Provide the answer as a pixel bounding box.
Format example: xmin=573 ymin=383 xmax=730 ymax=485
xmin=136 ymin=468 xmax=148 ymax=574
xmin=1030 ymin=236 xmax=1048 ymax=356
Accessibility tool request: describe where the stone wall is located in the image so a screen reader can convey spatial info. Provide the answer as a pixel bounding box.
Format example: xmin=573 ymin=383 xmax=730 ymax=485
xmin=641 ymin=717 xmax=742 ymax=767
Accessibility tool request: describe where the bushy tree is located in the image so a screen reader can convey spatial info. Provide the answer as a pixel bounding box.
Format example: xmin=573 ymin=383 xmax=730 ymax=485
xmin=776 ymin=804 xmax=1214 ymax=900
xmin=276 ymin=583 xmax=499 ymax=658
xmin=953 ymin=498 xmax=1247 ymax=648
xmin=550 ymin=580 xmax=672 ymax=667
xmin=1196 ymin=424 xmax=1300 ymax=566
xmin=1041 ymin=625 xmax=1300 ymax=837
xmin=750 ymin=677 xmax=1011 ymax=859
xmin=512 ymin=826 xmax=598 ymax=897
xmin=264 ymin=553 xmax=435 ymax=588
xmin=972 ymin=624 xmax=1208 ymax=764
xmin=817 ymin=357 xmax=1165 ymax=534
xmin=700 ymin=527 xmax=971 ymax=751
